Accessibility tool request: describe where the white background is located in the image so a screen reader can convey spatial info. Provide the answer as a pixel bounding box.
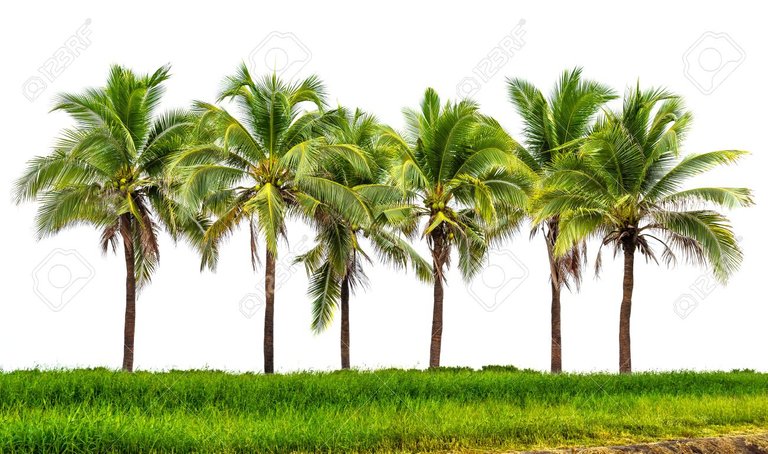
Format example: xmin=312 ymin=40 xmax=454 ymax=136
xmin=1 ymin=1 xmax=765 ymax=373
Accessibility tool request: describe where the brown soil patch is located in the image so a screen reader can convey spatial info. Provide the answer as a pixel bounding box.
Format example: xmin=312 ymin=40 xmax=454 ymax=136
xmin=524 ymin=432 xmax=768 ymax=453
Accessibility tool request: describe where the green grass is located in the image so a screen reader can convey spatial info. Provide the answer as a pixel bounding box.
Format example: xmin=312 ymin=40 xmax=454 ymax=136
xmin=1 ymin=367 xmax=767 ymax=452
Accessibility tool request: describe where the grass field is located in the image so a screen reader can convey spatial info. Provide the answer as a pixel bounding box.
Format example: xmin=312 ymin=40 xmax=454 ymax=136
xmin=1 ymin=367 xmax=767 ymax=453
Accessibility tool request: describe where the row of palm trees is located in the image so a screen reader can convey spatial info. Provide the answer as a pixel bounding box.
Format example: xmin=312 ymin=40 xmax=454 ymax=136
xmin=14 ymin=64 xmax=752 ymax=374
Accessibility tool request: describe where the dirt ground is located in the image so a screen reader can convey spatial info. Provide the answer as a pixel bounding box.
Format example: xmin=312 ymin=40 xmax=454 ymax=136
xmin=524 ymin=432 xmax=768 ymax=453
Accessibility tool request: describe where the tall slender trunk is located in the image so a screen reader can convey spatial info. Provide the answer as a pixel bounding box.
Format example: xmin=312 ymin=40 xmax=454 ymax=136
xmin=619 ymin=237 xmax=636 ymax=374
xmin=340 ymin=275 xmax=350 ymax=370
xmin=544 ymin=227 xmax=562 ymax=374
xmin=264 ymin=249 xmax=276 ymax=374
xmin=549 ymin=280 xmax=562 ymax=374
xmin=429 ymin=270 xmax=444 ymax=369
xmin=429 ymin=232 xmax=446 ymax=369
xmin=121 ymin=218 xmax=136 ymax=373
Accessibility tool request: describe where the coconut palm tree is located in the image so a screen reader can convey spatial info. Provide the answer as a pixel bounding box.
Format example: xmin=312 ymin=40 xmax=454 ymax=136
xmin=380 ymin=88 xmax=534 ymax=368
xmin=507 ymin=67 xmax=616 ymax=373
xmin=537 ymin=85 xmax=753 ymax=373
xmin=14 ymin=64 xmax=204 ymax=372
xmin=294 ymin=107 xmax=431 ymax=369
xmin=174 ymin=65 xmax=372 ymax=374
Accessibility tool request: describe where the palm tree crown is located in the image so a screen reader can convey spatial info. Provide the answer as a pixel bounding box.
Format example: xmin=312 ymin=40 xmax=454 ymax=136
xmin=177 ymin=65 xmax=373 ymax=265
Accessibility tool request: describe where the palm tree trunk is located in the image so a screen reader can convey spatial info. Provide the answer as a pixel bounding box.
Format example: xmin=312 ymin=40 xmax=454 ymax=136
xmin=429 ymin=270 xmax=444 ymax=369
xmin=429 ymin=232 xmax=446 ymax=369
xmin=619 ymin=237 xmax=636 ymax=374
xmin=340 ymin=275 xmax=351 ymax=370
xmin=264 ymin=249 xmax=276 ymax=374
xmin=121 ymin=220 xmax=136 ymax=373
xmin=550 ymin=280 xmax=562 ymax=373
xmin=544 ymin=229 xmax=562 ymax=374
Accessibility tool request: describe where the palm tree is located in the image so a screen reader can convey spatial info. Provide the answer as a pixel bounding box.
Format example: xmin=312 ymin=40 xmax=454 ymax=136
xmin=14 ymin=64 xmax=204 ymax=372
xmin=380 ymin=88 xmax=534 ymax=368
xmin=174 ymin=65 xmax=372 ymax=374
xmin=537 ymin=85 xmax=753 ymax=373
xmin=295 ymin=107 xmax=431 ymax=369
xmin=507 ymin=68 xmax=616 ymax=373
